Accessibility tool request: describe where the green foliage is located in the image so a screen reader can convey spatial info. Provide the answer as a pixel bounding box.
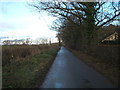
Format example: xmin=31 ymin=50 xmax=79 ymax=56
xmin=46 ymin=48 xmax=57 ymax=55
xmin=38 ymin=54 xmax=52 ymax=58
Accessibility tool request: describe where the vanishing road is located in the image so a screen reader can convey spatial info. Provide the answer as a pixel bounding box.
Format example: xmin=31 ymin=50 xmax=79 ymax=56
xmin=41 ymin=46 xmax=117 ymax=88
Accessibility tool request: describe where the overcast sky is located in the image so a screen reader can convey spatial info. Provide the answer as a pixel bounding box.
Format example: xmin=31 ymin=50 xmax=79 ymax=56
xmin=0 ymin=1 xmax=57 ymax=41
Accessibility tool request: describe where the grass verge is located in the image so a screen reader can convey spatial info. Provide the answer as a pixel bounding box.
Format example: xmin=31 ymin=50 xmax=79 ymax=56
xmin=69 ymin=48 xmax=119 ymax=87
xmin=2 ymin=46 xmax=59 ymax=88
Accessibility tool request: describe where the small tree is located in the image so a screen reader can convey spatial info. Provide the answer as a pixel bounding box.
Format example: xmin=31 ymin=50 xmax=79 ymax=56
xmin=56 ymin=33 xmax=60 ymax=46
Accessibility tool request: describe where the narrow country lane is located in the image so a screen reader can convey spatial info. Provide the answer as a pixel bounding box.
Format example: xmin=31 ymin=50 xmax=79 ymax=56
xmin=40 ymin=46 xmax=117 ymax=88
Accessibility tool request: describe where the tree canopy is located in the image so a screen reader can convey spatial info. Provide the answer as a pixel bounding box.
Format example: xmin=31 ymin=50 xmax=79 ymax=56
xmin=32 ymin=1 xmax=120 ymax=50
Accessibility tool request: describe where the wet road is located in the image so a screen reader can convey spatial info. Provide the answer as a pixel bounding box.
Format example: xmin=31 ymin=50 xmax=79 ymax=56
xmin=41 ymin=46 xmax=117 ymax=88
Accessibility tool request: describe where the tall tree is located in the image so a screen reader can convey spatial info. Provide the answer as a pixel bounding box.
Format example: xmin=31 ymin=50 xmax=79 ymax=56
xmin=32 ymin=1 xmax=120 ymax=50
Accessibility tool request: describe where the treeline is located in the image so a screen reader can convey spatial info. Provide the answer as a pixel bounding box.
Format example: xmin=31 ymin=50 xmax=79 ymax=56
xmin=2 ymin=37 xmax=51 ymax=45
xmin=32 ymin=2 xmax=120 ymax=52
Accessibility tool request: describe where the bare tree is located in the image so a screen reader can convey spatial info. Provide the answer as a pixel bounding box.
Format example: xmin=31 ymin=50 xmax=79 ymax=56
xmin=56 ymin=33 xmax=62 ymax=46
xmin=32 ymin=2 xmax=119 ymax=27
xmin=25 ymin=38 xmax=31 ymax=45
xmin=31 ymin=1 xmax=120 ymax=49
xmin=40 ymin=38 xmax=48 ymax=44
xmin=3 ymin=40 xmax=11 ymax=45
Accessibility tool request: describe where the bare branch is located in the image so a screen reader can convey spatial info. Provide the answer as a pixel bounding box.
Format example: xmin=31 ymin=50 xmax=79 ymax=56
xmin=98 ymin=12 xmax=120 ymax=27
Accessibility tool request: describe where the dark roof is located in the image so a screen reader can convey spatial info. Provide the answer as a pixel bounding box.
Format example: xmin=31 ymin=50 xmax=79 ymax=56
xmin=97 ymin=25 xmax=119 ymax=41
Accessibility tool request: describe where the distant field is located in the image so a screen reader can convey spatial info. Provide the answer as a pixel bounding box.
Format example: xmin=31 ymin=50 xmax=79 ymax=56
xmin=2 ymin=44 xmax=58 ymax=66
xmin=2 ymin=43 xmax=59 ymax=88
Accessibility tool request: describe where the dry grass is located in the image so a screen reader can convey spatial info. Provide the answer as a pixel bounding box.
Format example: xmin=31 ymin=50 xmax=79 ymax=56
xmin=2 ymin=43 xmax=59 ymax=88
xmin=70 ymin=46 xmax=119 ymax=86
xmin=2 ymin=45 xmax=51 ymax=66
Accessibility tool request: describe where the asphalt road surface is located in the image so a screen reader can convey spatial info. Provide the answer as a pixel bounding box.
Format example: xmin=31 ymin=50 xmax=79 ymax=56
xmin=40 ymin=46 xmax=117 ymax=88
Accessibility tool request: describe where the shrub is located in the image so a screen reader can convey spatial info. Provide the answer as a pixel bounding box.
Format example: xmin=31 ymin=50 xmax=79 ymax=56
xmin=89 ymin=45 xmax=119 ymax=65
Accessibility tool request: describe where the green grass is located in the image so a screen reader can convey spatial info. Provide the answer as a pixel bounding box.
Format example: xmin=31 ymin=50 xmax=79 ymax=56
xmin=2 ymin=47 xmax=59 ymax=88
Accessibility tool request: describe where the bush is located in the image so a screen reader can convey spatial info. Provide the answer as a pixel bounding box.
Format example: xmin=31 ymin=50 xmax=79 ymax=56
xmin=89 ymin=45 xmax=119 ymax=65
